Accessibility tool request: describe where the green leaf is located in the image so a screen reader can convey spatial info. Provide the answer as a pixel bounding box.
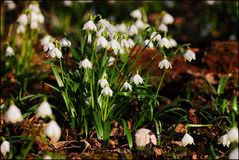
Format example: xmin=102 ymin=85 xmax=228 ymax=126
xmin=120 ymin=119 xmax=133 ymax=149
xmin=50 ymin=62 xmax=64 ymax=87
xmin=71 ymin=48 xmax=81 ymax=61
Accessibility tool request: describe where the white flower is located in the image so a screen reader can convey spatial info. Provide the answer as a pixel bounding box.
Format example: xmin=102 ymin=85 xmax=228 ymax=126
xmin=135 ymin=19 xmax=148 ymax=30
xmin=86 ymin=33 xmax=92 ymax=44
xmin=101 ymin=87 xmax=113 ymax=97
xmin=45 ymin=120 xmax=61 ymax=142
xmin=143 ymin=39 xmax=154 ymax=48
xmin=162 ymin=13 xmax=174 ymax=24
xmin=130 ymin=74 xmax=144 ymax=85
xmin=41 ymin=35 xmax=51 ymax=46
xmin=37 ymin=101 xmax=53 ymax=119
xmin=59 ymin=38 xmax=71 ymax=47
xmin=30 ymin=20 xmax=38 ymax=29
xmin=182 ymin=133 xmax=195 ymax=146
xmin=109 ymin=39 xmax=120 ymax=54
xmin=121 ymin=39 xmax=130 ymax=49
xmin=63 ymin=0 xmax=72 ymax=6
xmin=4 ymin=1 xmax=16 ymax=10
xmin=1 ymin=141 xmax=10 ymax=156
xmin=218 ymin=134 xmax=230 ymax=147
xmin=108 ymin=56 xmax=115 ymax=66
xmin=130 ymin=9 xmax=142 ymax=19
xmin=227 ymin=127 xmax=238 ymax=143
xmin=44 ymin=42 xmax=55 ymax=52
xmin=135 ymin=128 xmax=157 ymax=147
xmin=183 ymin=50 xmax=196 ymax=62
xmin=169 ymin=38 xmax=177 ymax=47
xmin=128 ymin=25 xmax=138 ymax=36
xmin=98 ymin=79 xmax=109 ymax=88
xmin=28 ymin=3 xmax=40 ymax=13
xmin=229 ymin=147 xmax=238 ymax=160
xmin=127 ymin=38 xmax=135 ymax=47
xmin=123 ymin=82 xmax=132 ymax=92
xmin=83 ymin=20 xmax=97 ymax=31
xmin=6 ymin=46 xmax=15 ymax=57
xmin=96 ymin=36 xmax=109 ymax=50
xmin=17 ymin=14 xmax=28 ymax=25
xmin=116 ymin=23 xmax=127 ymax=33
xmin=49 ymin=48 xmax=62 ymax=59
xmin=16 ymin=24 xmax=26 ymax=33
xmin=37 ymin=13 xmax=45 ymax=24
xmin=5 ymin=104 xmax=23 ymax=123
xmin=158 ymin=59 xmax=172 ymax=69
xmin=79 ymin=59 xmax=93 ymax=69
xmin=98 ymin=19 xmax=117 ymax=35
xmin=158 ymin=37 xmax=170 ymax=49
xmin=150 ymin=32 xmax=161 ymax=42
xmin=158 ymin=24 xmax=168 ymax=32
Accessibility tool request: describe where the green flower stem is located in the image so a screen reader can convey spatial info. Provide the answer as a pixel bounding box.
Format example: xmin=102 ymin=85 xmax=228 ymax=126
xmin=155 ymin=69 xmax=167 ymax=98
xmin=185 ymin=124 xmax=212 ymax=133
xmin=59 ymin=58 xmax=64 ymax=82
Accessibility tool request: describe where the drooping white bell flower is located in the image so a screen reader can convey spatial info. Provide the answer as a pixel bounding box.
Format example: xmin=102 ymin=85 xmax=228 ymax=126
xmin=108 ymin=56 xmax=115 ymax=66
xmin=161 ymin=13 xmax=174 ymax=24
xmin=16 ymin=24 xmax=26 ymax=33
xmin=0 ymin=140 xmax=10 ymax=156
xmin=143 ymin=39 xmax=154 ymax=48
xmin=158 ymin=37 xmax=170 ymax=49
xmin=130 ymin=9 xmax=142 ymax=19
xmin=41 ymin=35 xmax=51 ymax=46
xmin=135 ymin=128 xmax=157 ymax=148
xmin=30 ymin=20 xmax=39 ymax=29
xmin=128 ymin=25 xmax=138 ymax=36
xmin=158 ymin=24 xmax=168 ymax=32
xmin=130 ymin=74 xmax=144 ymax=85
xmin=109 ymin=39 xmax=120 ymax=54
xmin=83 ymin=20 xmax=97 ymax=31
xmin=218 ymin=134 xmax=230 ymax=147
xmin=98 ymin=78 xmax=109 ymax=88
xmin=150 ymin=32 xmax=161 ymax=42
xmin=86 ymin=33 xmax=92 ymax=44
xmin=59 ymin=38 xmax=71 ymax=47
xmin=229 ymin=147 xmax=238 ymax=160
xmin=96 ymin=36 xmax=109 ymax=50
xmin=158 ymin=59 xmax=172 ymax=69
xmin=5 ymin=104 xmax=23 ymax=123
xmin=183 ymin=50 xmax=196 ymax=62
xmin=227 ymin=127 xmax=238 ymax=143
xmin=135 ymin=19 xmax=148 ymax=30
xmin=4 ymin=1 xmax=16 ymax=10
xmin=63 ymin=0 xmax=72 ymax=6
xmin=37 ymin=101 xmax=53 ymax=119
xmin=28 ymin=3 xmax=41 ymax=13
xmin=127 ymin=38 xmax=135 ymax=47
xmin=122 ymin=81 xmax=132 ymax=92
xmin=45 ymin=120 xmax=61 ymax=142
xmin=116 ymin=23 xmax=127 ymax=33
xmin=48 ymin=48 xmax=62 ymax=59
xmin=101 ymin=86 xmax=113 ymax=97
xmin=5 ymin=46 xmax=15 ymax=57
xmin=43 ymin=42 xmax=55 ymax=52
xmin=79 ymin=59 xmax=93 ymax=69
xmin=17 ymin=14 xmax=28 ymax=25
xmin=182 ymin=133 xmax=195 ymax=146
xmin=169 ymin=38 xmax=177 ymax=47
xmin=121 ymin=39 xmax=130 ymax=49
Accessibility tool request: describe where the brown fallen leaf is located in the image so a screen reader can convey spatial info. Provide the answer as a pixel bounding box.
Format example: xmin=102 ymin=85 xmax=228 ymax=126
xmin=205 ymin=72 xmax=218 ymax=84
xmin=188 ymin=108 xmax=199 ymax=124
xmin=153 ymin=147 xmax=163 ymax=157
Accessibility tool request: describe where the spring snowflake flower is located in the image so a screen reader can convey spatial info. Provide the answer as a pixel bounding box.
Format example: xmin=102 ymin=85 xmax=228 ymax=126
xmin=130 ymin=74 xmax=144 ymax=85
xmin=79 ymin=59 xmax=93 ymax=69
xmin=227 ymin=127 xmax=238 ymax=143
xmin=123 ymin=81 xmax=132 ymax=92
xmin=59 ymin=38 xmax=71 ymax=47
xmin=41 ymin=35 xmax=51 ymax=46
xmin=45 ymin=120 xmax=61 ymax=142
xmin=128 ymin=25 xmax=138 ymax=36
xmin=169 ymin=38 xmax=177 ymax=47
xmin=143 ymin=39 xmax=154 ymax=48
xmin=5 ymin=46 xmax=15 ymax=57
xmin=28 ymin=3 xmax=40 ymax=13
xmin=127 ymin=38 xmax=135 ymax=47
xmin=98 ymin=78 xmax=109 ymax=88
xmin=161 ymin=13 xmax=174 ymax=24
xmin=0 ymin=141 xmax=10 ymax=156
xmin=63 ymin=0 xmax=72 ymax=6
xmin=158 ymin=24 xmax=168 ymax=32
xmin=130 ymin=9 xmax=142 ymax=19
xmin=49 ymin=48 xmax=62 ymax=59
xmin=28 ymin=4 xmax=45 ymax=29
xmin=101 ymin=87 xmax=113 ymax=97
xmin=83 ymin=20 xmax=97 ymax=31
xmin=4 ymin=1 xmax=16 ymax=10
xmin=229 ymin=147 xmax=238 ymax=160
xmin=135 ymin=19 xmax=148 ymax=30
xmin=135 ymin=128 xmax=157 ymax=147
xmin=37 ymin=101 xmax=53 ymax=119
xmin=86 ymin=33 xmax=92 ymax=44
xmin=150 ymin=32 xmax=161 ymax=42
xmin=17 ymin=14 xmax=28 ymax=25
xmin=120 ymin=39 xmax=130 ymax=49
xmin=43 ymin=42 xmax=55 ymax=52
xmin=5 ymin=104 xmax=23 ymax=123
xmin=218 ymin=134 xmax=230 ymax=147
xmin=158 ymin=59 xmax=172 ymax=69
xmin=109 ymin=39 xmax=120 ymax=54
xmin=96 ymin=36 xmax=109 ymax=50
xmin=108 ymin=56 xmax=115 ymax=66
xmin=182 ymin=133 xmax=195 ymax=146
xmin=16 ymin=24 xmax=26 ymax=33
xmin=158 ymin=37 xmax=170 ymax=49
xmin=116 ymin=23 xmax=127 ymax=33
xmin=183 ymin=50 xmax=196 ymax=62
